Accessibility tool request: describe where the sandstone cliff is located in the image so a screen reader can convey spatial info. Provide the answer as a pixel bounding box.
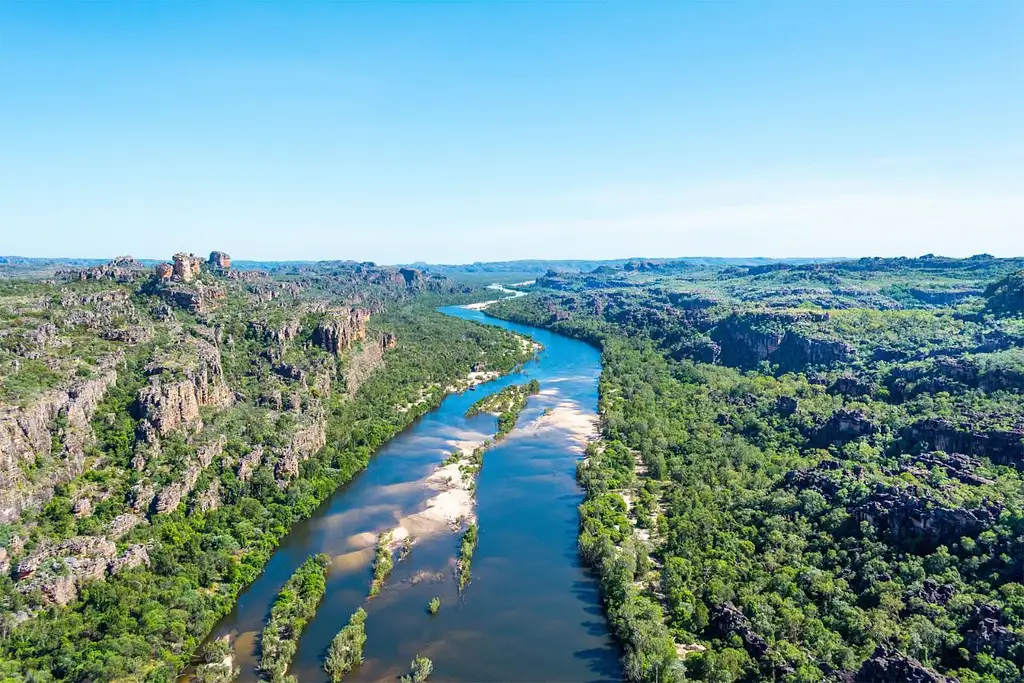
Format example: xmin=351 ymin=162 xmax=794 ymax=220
xmin=136 ymin=338 xmax=233 ymax=438
xmin=0 ymin=354 xmax=122 ymax=523
xmin=312 ymin=308 xmax=370 ymax=356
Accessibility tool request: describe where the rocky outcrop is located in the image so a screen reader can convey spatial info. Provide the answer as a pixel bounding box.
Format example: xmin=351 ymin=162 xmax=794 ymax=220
xmin=902 ymin=417 xmax=1024 ymax=469
xmin=709 ymin=602 xmax=792 ymax=678
xmin=829 ymin=374 xmax=874 ymax=397
xmin=312 ymin=308 xmax=370 ymax=357
xmin=812 ymin=408 xmax=878 ymax=447
xmin=274 ymin=405 xmax=327 ymax=481
xmin=172 ymin=253 xmax=203 ymax=282
xmin=158 ymin=281 xmax=226 ymax=314
xmin=249 ymin=317 xmax=302 ymax=346
xmin=192 ymin=480 xmax=222 ymax=513
xmin=136 ymin=339 xmax=232 ymax=437
xmin=344 ymin=332 xmax=395 ymax=397
xmin=108 ymin=544 xmax=150 ymax=575
xmin=57 ymin=256 xmax=146 ymax=283
xmin=16 ymin=536 xmax=117 ymax=606
xmin=712 ymin=312 xmax=853 ymax=371
xmin=208 ymin=251 xmax=231 ymax=271
xmin=853 ymin=645 xmax=955 ymax=683
xmin=236 ymin=446 xmax=264 ymax=482
xmin=153 ymin=436 xmax=225 ymax=514
xmin=0 ymin=355 xmax=121 ymax=523
xmin=852 ymin=483 xmax=1001 ymax=550
xmin=916 ymin=579 xmax=956 ymax=606
xmin=960 ymin=604 xmax=1018 ymax=658
xmin=108 ymin=512 xmax=144 ymax=539
xmin=103 ymin=325 xmax=153 ymax=344
xmin=154 ymin=263 xmax=173 ymax=281
xmin=901 ymin=452 xmax=993 ymax=486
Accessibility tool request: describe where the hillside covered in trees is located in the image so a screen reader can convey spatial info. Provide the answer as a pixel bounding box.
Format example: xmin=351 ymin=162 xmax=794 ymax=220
xmin=489 ymin=255 xmax=1024 ymax=683
xmin=0 ymin=254 xmax=531 ymax=681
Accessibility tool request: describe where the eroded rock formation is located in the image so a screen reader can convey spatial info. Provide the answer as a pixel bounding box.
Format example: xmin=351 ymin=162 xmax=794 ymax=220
xmin=312 ymin=308 xmax=370 ymax=357
xmin=136 ymin=339 xmax=232 ymax=437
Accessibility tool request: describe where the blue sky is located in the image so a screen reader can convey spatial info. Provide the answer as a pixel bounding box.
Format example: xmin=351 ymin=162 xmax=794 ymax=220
xmin=1 ymin=1 xmax=1022 ymax=263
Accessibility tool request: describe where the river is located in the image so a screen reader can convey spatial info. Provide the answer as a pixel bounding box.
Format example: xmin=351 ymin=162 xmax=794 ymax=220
xmin=203 ymin=304 xmax=621 ymax=682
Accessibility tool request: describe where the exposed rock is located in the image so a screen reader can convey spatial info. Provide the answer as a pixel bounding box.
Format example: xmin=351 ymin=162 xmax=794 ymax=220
xmin=903 ymin=417 xmax=1024 ymax=469
xmin=829 ymin=374 xmax=874 ymax=397
xmin=0 ymin=547 xmax=8 ymax=574
xmin=72 ymin=498 xmax=92 ymax=518
xmin=775 ymin=395 xmax=798 ymax=416
xmin=208 ymin=251 xmax=231 ymax=271
xmin=960 ymin=604 xmax=1018 ymax=658
xmin=709 ymin=602 xmax=769 ymax=659
xmin=249 ymin=317 xmax=301 ymax=346
xmin=103 ymin=325 xmax=153 ymax=344
xmin=57 ymin=256 xmax=146 ymax=283
xmin=712 ymin=311 xmax=853 ymax=371
xmin=156 ymin=281 xmax=226 ymax=314
xmin=236 ymin=446 xmax=264 ymax=482
xmin=312 ymin=308 xmax=370 ymax=357
xmin=344 ymin=332 xmax=394 ymax=398
xmin=154 ymin=263 xmax=173 ymax=281
xmin=108 ymin=512 xmax=144 ymax=539
xmin=852 ymin=483 xmax=1001 ymax=550
xmin=916 ymin=579 xmax=956 ymax=606
xmin=154 ymin=436 xmax=225 ymax=514
xmin=812 ymin=408 xmax=879 ymax=447
xmin=192 ymin=479 xmax=222 ymax=513
xmin=130 ymin=482 xmax=156 ymax=513
xmin=274 ymin=405 xmax=327 ymax=481
xmin=853 ymin=645 xmax=955 ymax=683
xmin=108 ymin=544 xmax=150 ymax=575
xmin=0 ymin=355 xmax=121 ymax=523
xmin=16 ymin=536 xmax=118 ymax=606
xmin=901 ymin=452 xmax=993 ymax=486
xmin=172 ymin=253 xmax=203 ymax=282
xmin=136 ymin=339 xmax=232 ymax=437
xmin=708 ymin=602 xmax=792 ymax=677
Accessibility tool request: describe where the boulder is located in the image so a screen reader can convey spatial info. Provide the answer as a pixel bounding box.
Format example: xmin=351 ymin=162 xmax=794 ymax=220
xmin=208 ymin=251 xmax=231 ymax=270
xmin=853 ymin=645 xmax=955 ymax=683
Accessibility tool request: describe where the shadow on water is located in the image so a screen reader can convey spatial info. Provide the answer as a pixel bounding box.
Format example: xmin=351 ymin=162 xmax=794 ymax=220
xmin=196 ymin=303 xmax=621 ymax=682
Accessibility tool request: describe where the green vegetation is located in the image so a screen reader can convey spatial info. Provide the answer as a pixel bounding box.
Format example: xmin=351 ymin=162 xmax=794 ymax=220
xmin=369 ymin=530 xmax=395 ymax=597
xmin=456 ymin=522 xmax=478 ymax=592
xmin=398 ymin=655 xmax=434 ymax=683
xmin=0 ymin=263 xmax=534 ymax=681
xmin=489 ymin=254 xmax=1024 ymax=683
xmin=259 ymin=553 xmax=330 ymax=682
xmin=465 ymin=379 xmax=540 ymax=439
xmin=324 ymin=607 xmax=367 ymax=681
xmin=428 ymin=597 xmax=440 ymax=614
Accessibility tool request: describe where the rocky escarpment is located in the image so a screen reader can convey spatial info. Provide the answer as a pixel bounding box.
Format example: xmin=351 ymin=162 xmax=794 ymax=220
xmin=902 ymin=417 xmax=1024 ymax=469
xmin=708 ymin=602 xmax=793 ymax=679
xmin=153 ymin=436 xmax=225 ymax=514
xmin=344 ymin=332 xmax=396 ymax=398
xmin=56 ymin=256 xmax=147 ymax=283
xmin=712 ymin=312 xmax=854 ymax=371
xmin=312 ymin=308 xmax=370 ymax=357
xmin=811 ymin=408 xmax=879 ymax=447
xmin=135 ymin=338 xmax=233 ymax=438
xmin=851 ymin=645 xmax=955 ymax=682
xmin=273 ymin=403 xmax=327 ymax=481
xmin=0 ymin=354 xmax=122 ymax=524
xmin=14 ymin=536 xmax=150 ymax=606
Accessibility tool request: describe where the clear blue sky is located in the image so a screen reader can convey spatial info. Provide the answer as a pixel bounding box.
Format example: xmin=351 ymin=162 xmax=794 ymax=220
xmin=1 ymin=1 xmax=1022 ymax=263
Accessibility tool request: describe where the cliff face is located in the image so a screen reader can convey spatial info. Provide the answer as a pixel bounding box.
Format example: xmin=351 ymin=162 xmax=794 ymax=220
xmin=0 ymin=355 xmax=122 ymax=524
xmin=136 ymin=339 xmax=233 ymax=438
xmin=712 ymin=312 xmax=854 ymax=371
xmin=273 ymin=403 xmax=327 ymax=481
xmin=312 ymin=308 xmax=370 ymax=356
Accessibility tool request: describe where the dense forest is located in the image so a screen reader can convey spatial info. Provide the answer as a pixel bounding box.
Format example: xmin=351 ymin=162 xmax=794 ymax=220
xmin=489 ymin=255 xmax=1024 ymax=683
xmin=0 ymin=256 xmax=532 ymax=681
